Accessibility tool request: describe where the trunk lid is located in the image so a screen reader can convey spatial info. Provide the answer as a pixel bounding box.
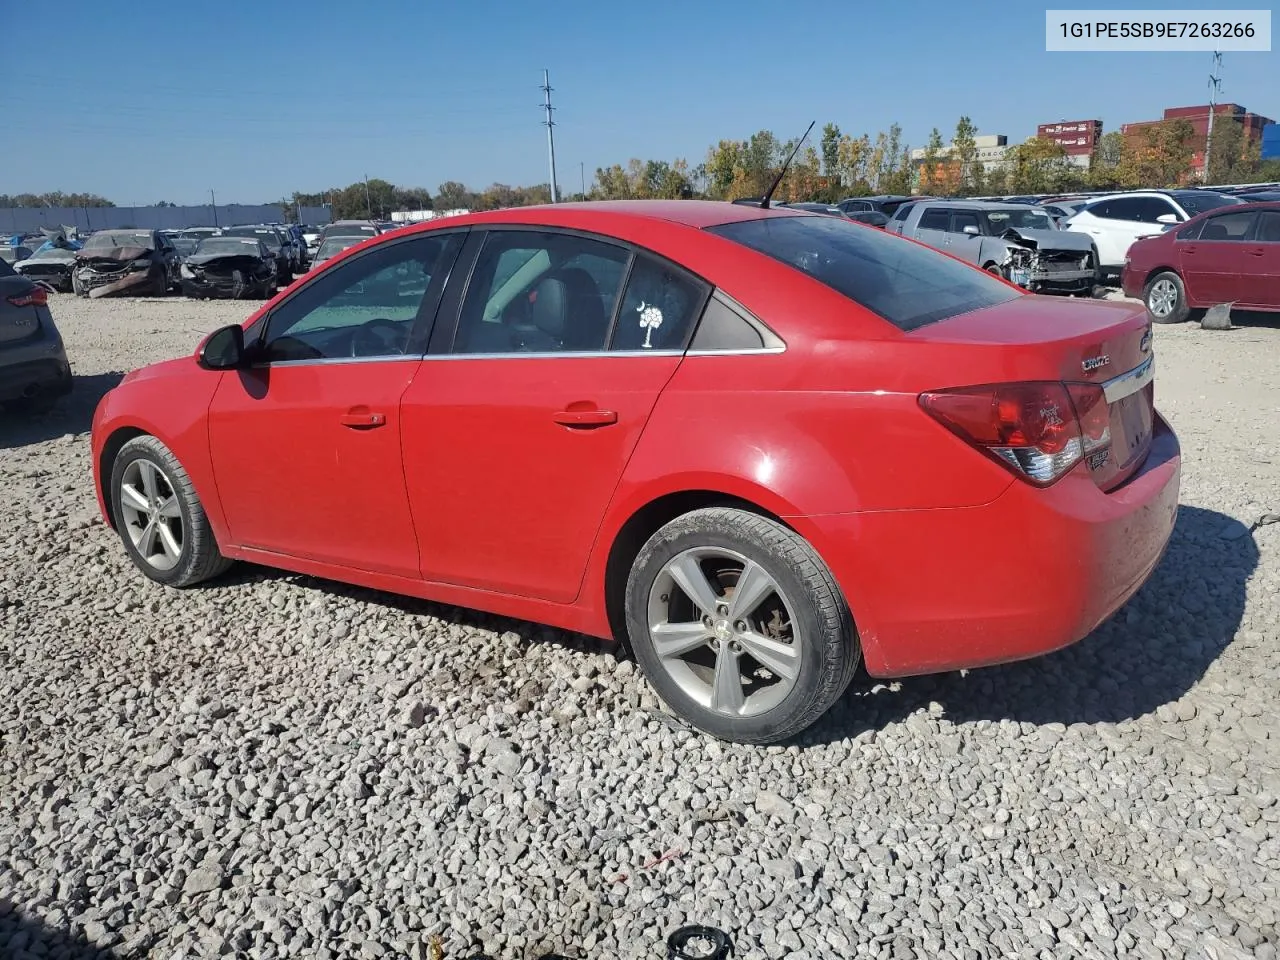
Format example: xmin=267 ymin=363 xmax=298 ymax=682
xmin=910 ymin=295 xmax=1155 ymax=490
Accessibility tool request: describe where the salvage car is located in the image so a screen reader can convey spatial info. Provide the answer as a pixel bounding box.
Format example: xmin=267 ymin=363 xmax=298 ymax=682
xmin=72 ymin=229 xmax=179 ymax=298
xmin=218 ymin=226 xmax=295 ymax=283
xmin=15 ymin=245 xmax=80 ymax=292
xmin=180 ymin=237 xmax=280 ymax=300
xmin=0 ymin=257 xmax=72 ymax=413
xmin=896 ymin=200 xmax=1099 ymax=295
xmin=91 ymin=200 xmax=1179 ymax=744
xmin=1121 ymin=201 xmax=1280 ymax=323
xmin=308 ymin=234 xmax=365 ymax=272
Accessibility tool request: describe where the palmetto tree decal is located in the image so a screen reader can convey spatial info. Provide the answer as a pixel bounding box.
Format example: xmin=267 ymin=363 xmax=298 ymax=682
xmin=636 ymin=300 xmax=664 ymax=348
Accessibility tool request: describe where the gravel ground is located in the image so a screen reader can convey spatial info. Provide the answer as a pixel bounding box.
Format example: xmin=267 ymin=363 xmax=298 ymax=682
xmin=2 ymin=292 xmax=1278 ymax=960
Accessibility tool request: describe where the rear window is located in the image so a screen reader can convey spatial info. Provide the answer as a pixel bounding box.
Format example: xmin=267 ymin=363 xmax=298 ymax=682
xmin=708 ymin=214 xmax=1020 ymax=333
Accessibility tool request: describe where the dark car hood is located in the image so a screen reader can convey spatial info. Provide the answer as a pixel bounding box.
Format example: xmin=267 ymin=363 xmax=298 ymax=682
xmin=77 ymin=246 xmax=153 ymax=262
xmin=186 ymin=252 xmax=268 ymax=267
xmin=17 ymin=251 xmax=78 ymax=266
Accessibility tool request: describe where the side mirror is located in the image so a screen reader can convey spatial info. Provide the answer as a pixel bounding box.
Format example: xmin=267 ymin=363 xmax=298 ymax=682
xmin=198 ymin=324 xmax=246 ymax=370
xmin=962 ymin=224 xmax=980 ymax=236
xmin=1155 ymin=213 xmax=1179 ymax=224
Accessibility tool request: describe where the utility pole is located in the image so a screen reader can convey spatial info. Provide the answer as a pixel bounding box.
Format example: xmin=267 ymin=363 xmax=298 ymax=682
xmin=210 ymin=188 xmax=218 ymax=227
xmin=580 ymin=161 xmax=586 ymax=199
xmin=1205 ymin=49 xmax=1223 ymax=182
xmin=541 ymin=69 xmax=559 ymax=202
xmin=364 ymin=175 xmax=372 ymax=218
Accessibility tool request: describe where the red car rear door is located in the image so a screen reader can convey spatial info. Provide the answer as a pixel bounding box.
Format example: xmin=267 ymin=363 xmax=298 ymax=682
xmin=1243 ymin=209 xmax=1280 ymax=308
xmin=400 ymin=228 xmax=711 ymax=604
xmin=1179 ymin=209 xmax=1257 ymax=306
xmin=206 ymin=231 xmax=463 ymax=577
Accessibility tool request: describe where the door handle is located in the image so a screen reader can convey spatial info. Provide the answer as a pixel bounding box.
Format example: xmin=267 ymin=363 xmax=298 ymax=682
xmin=339 ymin=411 xmax=387 ymax=429
xmin=553 ymin=408 xmax=618 ymax=428
xmin=1246 ymin=248 xmax=1265 ymax=256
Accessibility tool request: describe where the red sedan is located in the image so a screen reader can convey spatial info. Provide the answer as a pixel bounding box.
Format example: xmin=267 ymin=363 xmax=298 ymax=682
xmin=91 ymin=201 xmax=1180 ymax=743
xmin=1122 ymin=200 xmax=1280 ymax=323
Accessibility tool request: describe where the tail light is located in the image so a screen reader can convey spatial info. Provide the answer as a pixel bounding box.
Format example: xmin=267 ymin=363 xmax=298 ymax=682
xmin=919 ymin=381 xmax=1112 ymax=486
xmin=7 ymin=287 xmax=48 ymax=307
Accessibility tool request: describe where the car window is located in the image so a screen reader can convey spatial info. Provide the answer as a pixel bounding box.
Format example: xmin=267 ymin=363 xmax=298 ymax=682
xmin=260 ymin=234 xmax=457 ymax=363
xmin=1138 ymin=197 xmax=1179 ymax=223
xmin=949 ymin=212 xmax=980 ymax=234
xmin=1196 ymin=211 xmax=1259 ymax=241
xmin=610 ymin=255 xmax=709 ymax=352
xmin=891 ymin=203 xmax=914 ymax=222
xmin=1177 ymin=220 xmax=1205 ymax=241
xmin=1257 ymin=211 xmax=1280 ymax=243
xmin=1105 ymin=197 xmax=1147 ymax=221
xmin=918 ymin=208 xmax=949 ymax=231
xmin=1175 ymin=192 xmax=1243 ymax=216
xmin=452 ymin=230 xmax=630 ymax=355
xmin=708 ymin=214 xmax=1020 ymax=333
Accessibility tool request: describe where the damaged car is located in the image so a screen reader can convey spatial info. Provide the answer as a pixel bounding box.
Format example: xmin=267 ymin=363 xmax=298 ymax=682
xmin=15 ymin=245 xmax=80 ymax=292
xmin=72 ymin=229 xmax=180 ymax=298
xmin=897 ymin=201 xmax=1099 ymax=296
xmin=180 ymin=237 xmax=279 ymax=299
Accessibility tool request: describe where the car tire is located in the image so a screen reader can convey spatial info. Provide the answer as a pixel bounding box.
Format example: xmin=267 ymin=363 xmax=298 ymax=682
xmin=1144 ymin=270 xmax=1190 ymax=324
xmin=71 ymin=271 xmax=85 ymax=297
xmin=150 ymin=270 xmax=168 ymax=298
xmin=984 ymin=262 xmax=1004 ymax=278
xmin=625 ymin=507 xmax=859 ymax=744
xmin=110 ymin=435 xmax=233 ymax=588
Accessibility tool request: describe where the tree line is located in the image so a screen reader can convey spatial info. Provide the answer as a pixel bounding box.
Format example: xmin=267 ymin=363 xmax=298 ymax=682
xmin=9 ymin=115 xmax=1277 ymax=218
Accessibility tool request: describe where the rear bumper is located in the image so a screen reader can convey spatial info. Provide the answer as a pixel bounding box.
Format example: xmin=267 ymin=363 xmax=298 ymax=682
xmin=808 ymin=412 xmax=1181 ymax=677
xmin=1120 ymin=264 xmax=1145 ymax=300
xmin=0 ymin=354 xmax=73 ymax=403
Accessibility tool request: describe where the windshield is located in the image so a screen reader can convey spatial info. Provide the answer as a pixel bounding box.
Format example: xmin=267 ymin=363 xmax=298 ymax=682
xmin=315 ymin=237 xmax=363 ymax=260
xmin=324 ymin=224 xmax=379 ymax=238
xmin=28 ymin=247 xmax=75 ymax=260
xmin=223 ymin=227 xmax=282 ymax=247
xmin=195 ymin=238 xmax=262 ymax=256
xmin=984 ymin=208 xmax=1054 ymax=232
xmin=1176 ymin=192 xmax=1244 ymax=215
xmin=84 ymin=230 xmax=153 ymax=250
xmin=708 ymin=214 xmax=1020 ymax=332
xmin=0 ymin=248 xmax=25 ymax=263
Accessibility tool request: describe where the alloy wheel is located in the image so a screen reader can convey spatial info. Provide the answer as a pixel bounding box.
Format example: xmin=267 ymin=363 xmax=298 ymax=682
xmin=646 ymin=547 xmax=802 ymax=718
xmin=118 ymin=460 xmax=184 ymax=572
xmin=1148 ymin=279 xmax=1177 ymax=318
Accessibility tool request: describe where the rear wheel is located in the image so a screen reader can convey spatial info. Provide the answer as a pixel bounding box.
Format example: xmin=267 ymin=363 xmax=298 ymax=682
xmin=110 ymin=435 xmax=233 ymax=587
xmin=150 ymin=270 xmax=168 ymax=297
xmin=625 ymin=507 xmax=858 ymax=744
xmin=1144 ymin=270 xmax=1190 ymax=324
xmin=984 ymin=262 xmax=1004 ymax=278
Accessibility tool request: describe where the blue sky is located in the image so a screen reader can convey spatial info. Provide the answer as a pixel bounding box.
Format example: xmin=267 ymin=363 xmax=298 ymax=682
xmin=7 ymin=0 xmax=1277 ymax=204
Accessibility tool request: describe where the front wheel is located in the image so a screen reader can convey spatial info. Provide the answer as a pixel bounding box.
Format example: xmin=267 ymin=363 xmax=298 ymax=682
xmin=72 ymin=271 xmax=86 ymax=297
xmin=1144 ymin=270 xmax=1190 ymax=324
xmin=110 ymin=435 xmax=233 ymax=587
xmin=625 ymin=507 xmax=859 ymax=744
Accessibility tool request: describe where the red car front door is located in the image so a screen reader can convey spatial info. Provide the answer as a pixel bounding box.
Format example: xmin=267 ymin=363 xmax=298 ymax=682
xmin=1178 ymin=210 xmax=1257 ymax=306
xmin=400 ymin=229 xmax=710 ymax=603
xmin=207 ymin=232 xmax=463 ymax=577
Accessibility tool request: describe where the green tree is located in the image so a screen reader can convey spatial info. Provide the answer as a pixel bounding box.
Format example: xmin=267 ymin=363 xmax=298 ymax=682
xmin=918 ymin=127 xmax=945 ymax=193
xmin=952 ymin=116 xmax=979 ymax=193
xmin=435 ymin=181 xmax=473 ymax=210
xmin=820 ymin=123 xmax=842 ymax=184
xmin=1005 ymin=137 xmax=1077 ymax=194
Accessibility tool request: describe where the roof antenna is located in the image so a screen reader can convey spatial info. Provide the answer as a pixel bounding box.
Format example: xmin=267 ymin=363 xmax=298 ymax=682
xmin=761 ymin=120 xmax=816 ymax=209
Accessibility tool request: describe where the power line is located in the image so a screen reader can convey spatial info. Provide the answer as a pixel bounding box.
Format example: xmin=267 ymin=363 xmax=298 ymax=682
xmin=541 ymin=69 xmax=559 ymax=203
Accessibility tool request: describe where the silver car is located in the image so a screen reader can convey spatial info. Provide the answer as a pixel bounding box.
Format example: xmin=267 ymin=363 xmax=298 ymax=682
xmin=895 ymin=200 xmax=1098 ymax=295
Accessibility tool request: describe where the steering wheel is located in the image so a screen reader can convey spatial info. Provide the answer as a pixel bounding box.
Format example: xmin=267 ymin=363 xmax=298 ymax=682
xmin=351 ymin=318 xmax=407 ymax=358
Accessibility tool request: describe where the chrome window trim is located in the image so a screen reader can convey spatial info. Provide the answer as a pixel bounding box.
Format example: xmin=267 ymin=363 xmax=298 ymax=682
xmin=249 ymin=355 xmax=422 ymax=369
xmin=685 ymin=346 xmax=787 ymax=357
xmin=422 ymin=349 xmax=686 ymax=361
xmin=1101 ymin=354 xmax=1154 ymax=403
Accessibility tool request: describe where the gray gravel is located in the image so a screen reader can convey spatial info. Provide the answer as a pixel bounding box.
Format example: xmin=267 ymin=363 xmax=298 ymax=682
xmin=2 ymin=292 xmax=1279 ymax=960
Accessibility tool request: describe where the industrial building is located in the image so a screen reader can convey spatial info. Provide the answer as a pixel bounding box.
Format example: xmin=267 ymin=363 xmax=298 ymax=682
xmin=1121 ymin=103 xmax=1275 ymax=177
xmin=1036 ymin=120 xmax=1102 ymax=168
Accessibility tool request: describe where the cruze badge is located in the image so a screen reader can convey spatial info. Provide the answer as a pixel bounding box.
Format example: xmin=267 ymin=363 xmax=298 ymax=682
xmin=1082 ymin=354 xmax=1110 ymax=373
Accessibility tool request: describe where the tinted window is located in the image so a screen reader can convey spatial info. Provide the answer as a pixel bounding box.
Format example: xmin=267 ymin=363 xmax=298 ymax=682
xmin=610 ymin=256 xmax=709 ymax=352
xmin=1257 ymin=211 xmax=1280 ymax=243
xmin=1176 ymin=221 xmax=1204 ymax=241
xmin=1100 ymin=197 xmax=1146 ymax=221
xmin=918 ymin=209 xmax=949 ymax=231
xmin=0 ymin=257 xmax=14 ymax=277
xmin=708 ymin=214 xmax=1020 ymax=333
xmin=891 ymin=203 xmax=914 ymax=222
xmin=1197 ymin=211 xmax=1258 ymax=241
xmin=452 ymin=231 xmax=630 ymax=354
xmin=1137 ymin=197 xmax=1179 ymax=223
xmin=949 ymin=212 xmax=980 ymax=234
xmin=261 ymin=235 xmax=457 ymax=362
xmin=1174 ymin=192 xmax=1243 ymax=216
xmin=689 ymin=294 xmax=783 ymax=352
